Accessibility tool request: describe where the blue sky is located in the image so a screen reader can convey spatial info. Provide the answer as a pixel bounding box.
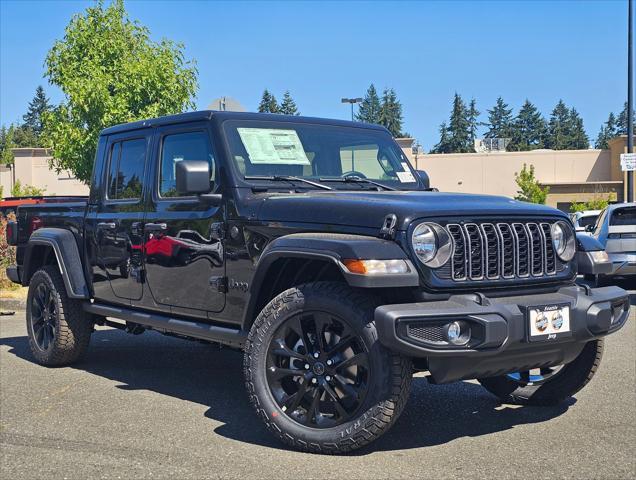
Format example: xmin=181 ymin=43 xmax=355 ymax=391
xmin=0 ymin=0 xmax=629 ymax=149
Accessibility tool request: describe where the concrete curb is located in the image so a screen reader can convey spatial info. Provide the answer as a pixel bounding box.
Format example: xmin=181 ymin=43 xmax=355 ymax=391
xmin=0 ymin=297 xmax=26 ymax=312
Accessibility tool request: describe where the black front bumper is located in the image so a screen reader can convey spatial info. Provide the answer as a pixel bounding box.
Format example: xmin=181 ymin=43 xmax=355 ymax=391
xmin=375 ymin=285 xmax=630 ymax=384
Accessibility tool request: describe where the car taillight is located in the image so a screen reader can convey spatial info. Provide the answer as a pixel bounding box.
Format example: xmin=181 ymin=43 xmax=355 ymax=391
xmin=6 ymin=220 xmax=18 ymax=245
xmin=29 ymin=216 xmax=43 ymax=235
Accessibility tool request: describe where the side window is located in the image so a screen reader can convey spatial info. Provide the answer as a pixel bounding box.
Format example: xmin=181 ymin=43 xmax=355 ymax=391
xmin=160 ymin=131 xmax=215 ymax=197
xmin=107 ymin=138 xmax=147 ymax=200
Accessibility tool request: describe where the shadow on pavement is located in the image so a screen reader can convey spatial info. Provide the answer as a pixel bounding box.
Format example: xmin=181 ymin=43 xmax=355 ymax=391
xmin=0 ymin=328 xmax=574 ymax=454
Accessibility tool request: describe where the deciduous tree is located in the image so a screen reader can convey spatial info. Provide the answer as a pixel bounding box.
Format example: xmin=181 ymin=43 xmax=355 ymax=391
xmin=42 ymin=0 xmax=198 ymax=183
xmin=514 ymin=164 xmax=549 ymax=204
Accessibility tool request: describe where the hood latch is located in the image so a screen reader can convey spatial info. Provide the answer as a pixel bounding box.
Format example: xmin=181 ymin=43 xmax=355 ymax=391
xmin=379 ymin=214 xmax=398 ymax=240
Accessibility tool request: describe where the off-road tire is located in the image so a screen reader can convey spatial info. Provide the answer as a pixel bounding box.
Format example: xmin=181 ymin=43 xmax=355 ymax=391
xmin=244 ymin=281 xmax=412 ymax=454
xmin=478 ymin=339 xmax=603 ymax=406
xmin=26 ymin=265 xmax=92 ymax=366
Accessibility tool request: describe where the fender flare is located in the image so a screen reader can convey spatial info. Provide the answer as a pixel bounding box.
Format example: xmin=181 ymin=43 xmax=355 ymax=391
xmin=23 ymin=228 xmax=90 ymax=299
xmin=242 ymin=233 xmax=419 ymax=325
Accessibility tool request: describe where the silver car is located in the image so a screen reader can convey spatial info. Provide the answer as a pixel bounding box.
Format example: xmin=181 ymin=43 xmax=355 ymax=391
xmin=587 ymin=203 xmax=636 ymax=286
xmin=571 ymin=209 xmax=601 ymax=232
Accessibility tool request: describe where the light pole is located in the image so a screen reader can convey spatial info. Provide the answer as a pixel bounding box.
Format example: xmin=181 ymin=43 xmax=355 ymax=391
xmin=341 ymin=97 xmax=363 ymax=121
xmin=628 ymin=0 xmax=634 ymax=202
xmin=341 ymin=97 xmax=363 ymax=171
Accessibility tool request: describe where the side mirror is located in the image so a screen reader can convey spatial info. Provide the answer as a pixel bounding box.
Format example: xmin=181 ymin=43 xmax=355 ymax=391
xmin=585 ymin=224 xmax=594 ymax=233
xmin=416 ymin=169 xmax=430 ymax=190
xmin=176 ymin=160 xmax=212 ymax=195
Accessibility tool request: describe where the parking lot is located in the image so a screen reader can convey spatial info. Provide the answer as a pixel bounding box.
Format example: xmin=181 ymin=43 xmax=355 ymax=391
xmin=1 ymin=282 xmax=634 ymax=479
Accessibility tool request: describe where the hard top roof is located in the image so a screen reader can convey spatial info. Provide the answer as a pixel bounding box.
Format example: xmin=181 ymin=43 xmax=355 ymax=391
xmin=100 ymin=110 xmax=388 ymax=136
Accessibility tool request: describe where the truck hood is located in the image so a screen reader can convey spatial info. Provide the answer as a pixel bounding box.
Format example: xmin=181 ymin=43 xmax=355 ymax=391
xmin=255 ymin=190 xmax=567 ymax=230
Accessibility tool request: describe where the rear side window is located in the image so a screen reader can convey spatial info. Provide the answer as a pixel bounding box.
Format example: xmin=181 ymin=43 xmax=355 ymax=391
xmin=610 ymin=207 xmax=636 ymax=226
xmin=107 ymin=138 xmax=147 ymax=200
xmin=159 ymin=131 xmax=215 ymax=197
xmin=579 ymin=215 xmax=598 ymax=228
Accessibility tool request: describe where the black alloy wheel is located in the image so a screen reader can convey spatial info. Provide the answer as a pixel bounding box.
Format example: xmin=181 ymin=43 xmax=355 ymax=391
xmin=29 ymin=282 xmax=58 ymax=351
xmin=266 ymin=311 xmax=370 ymax=428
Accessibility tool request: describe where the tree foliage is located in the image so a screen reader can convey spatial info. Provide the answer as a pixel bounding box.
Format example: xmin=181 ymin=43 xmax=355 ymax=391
xmin=514 ymin=164 xmax=549 ymax=204
xmin=467 ymin=98 xmax=480 ymax=145
xmin=0 ymin=124 xmax=39 ymax=165
xmin=10 ymin=179 xmax=45 ymax=197
xmin=594 ymin=112 xmax=617 ymax=149
xmin=484 ymin=97 xmax=513 ymax=139
xmin=22 ymin=86 xmax=51 ymax=136
xmin=379 ymin=88 xmax=403 ymax=137
xmin=544 ymin=100 xmax=589 ymax=150
xmin=42 ymin=0 xmax=198 ymax=183
xmin=431 ymin=93 xmax=473 ymax=153
xmin=278 ymin=91 xmax=299 ymax=115
xmin=508 ymin=100 xmax=547 ymax=151
xmin=355 ymin=84 xmax=382 ymax=124
xmin=570 ymin=195 xmax=613 ymax=213
xmin=258 ymin=89 xmax=279 ymax=113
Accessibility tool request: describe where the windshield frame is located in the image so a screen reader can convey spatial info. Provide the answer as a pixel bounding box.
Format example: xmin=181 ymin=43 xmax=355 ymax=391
xmin=220 ymin=118 xmax=423 ymax=191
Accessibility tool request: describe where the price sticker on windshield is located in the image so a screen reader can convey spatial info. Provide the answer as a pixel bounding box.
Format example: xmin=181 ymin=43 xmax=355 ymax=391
xmin=238 ymin=128 xmax=310 ymax=165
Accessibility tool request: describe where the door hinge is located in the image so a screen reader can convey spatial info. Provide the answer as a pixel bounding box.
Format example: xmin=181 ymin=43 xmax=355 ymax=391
xmin=209 ymin=276 xmax=228 ymax=293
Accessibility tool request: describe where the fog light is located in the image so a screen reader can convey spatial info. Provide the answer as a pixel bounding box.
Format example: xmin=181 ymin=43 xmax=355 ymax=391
xmin=445 ymin=320 xmax=470 ymax=346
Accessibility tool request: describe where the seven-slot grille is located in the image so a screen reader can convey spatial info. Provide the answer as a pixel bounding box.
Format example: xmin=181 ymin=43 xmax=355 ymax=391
xmin=445 ymin=222 xmax=559 ymax=281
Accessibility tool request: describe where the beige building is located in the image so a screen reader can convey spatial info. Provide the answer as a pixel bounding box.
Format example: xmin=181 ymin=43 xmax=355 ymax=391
xmin=399 ymin=135 xmax=635 ymax=212
xmin=0 ymin=148 xmax=88 ymax=198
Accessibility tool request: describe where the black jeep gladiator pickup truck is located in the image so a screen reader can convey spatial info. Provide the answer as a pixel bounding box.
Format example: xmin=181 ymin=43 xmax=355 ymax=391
xmin=6 ymin=111 xmax=630 ymax=453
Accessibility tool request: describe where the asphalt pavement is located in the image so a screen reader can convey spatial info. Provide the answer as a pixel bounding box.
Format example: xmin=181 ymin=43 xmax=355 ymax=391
xmin=1 ymin=281 xmax=634 ymax=479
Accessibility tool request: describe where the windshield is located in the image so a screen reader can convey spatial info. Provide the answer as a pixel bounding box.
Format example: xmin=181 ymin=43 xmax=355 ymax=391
xmin=610 ymin=206 xmax=636 ymax=225
xmin=223 ymin=120 xmax=419 ymax=189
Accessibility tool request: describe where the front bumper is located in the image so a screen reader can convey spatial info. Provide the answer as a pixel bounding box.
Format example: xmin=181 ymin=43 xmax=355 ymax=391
xmin=375 ymin=285 xmax=630 ymax=383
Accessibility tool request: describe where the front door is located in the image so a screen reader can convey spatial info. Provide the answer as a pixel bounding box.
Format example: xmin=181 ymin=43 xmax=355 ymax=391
xmin=93 ymin=132 xmax=151 ymax=302
xmin=142 ymin=123 xmax=225 ymax=315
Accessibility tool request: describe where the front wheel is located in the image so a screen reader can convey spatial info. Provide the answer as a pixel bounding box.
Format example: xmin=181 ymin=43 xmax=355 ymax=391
xmin=244 ymin=282 xmax=412 ymax=454
xmin=478 ymin=339 xmax=603 ymax=406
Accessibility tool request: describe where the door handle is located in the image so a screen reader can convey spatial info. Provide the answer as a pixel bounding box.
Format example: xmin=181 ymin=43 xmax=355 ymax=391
xmin=145 ymin=223 xmax=168 ymax=232
xmin=97 ymin=222 xmax=117 ymax=230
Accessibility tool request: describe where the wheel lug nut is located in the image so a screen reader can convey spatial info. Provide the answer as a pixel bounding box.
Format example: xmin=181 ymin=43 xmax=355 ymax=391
xmin=326 ymin=375 xmax=331 ymax=381
xmin=311 ymin=378 xmax=317 ymax=384
xmin=313 ymin=352 xmax=320 ymax=358
xmin=326 ymin=359 xmax=332 ymax=366
xmin=304 ymin=363 xmax=310 ymax=370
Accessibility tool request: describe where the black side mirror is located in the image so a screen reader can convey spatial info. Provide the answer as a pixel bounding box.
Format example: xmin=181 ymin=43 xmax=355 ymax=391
xmin=176 ymin=160 xmax=211 ymax=195
xmin=585 ymin=224 xmax=594 ymax=233
xmin=416 ymin=170 xmax=430 ymax=190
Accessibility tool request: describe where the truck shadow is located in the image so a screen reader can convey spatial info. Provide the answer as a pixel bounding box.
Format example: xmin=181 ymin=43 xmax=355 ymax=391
xmin=1 ymin=328 xmax=573 ymax=454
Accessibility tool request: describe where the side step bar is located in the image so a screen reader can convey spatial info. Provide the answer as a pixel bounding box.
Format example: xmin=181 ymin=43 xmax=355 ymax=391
xmin=84 ymin=303 xmax=246 ymax=348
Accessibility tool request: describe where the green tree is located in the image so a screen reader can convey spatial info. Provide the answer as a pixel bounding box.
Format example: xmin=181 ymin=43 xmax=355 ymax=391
xmin=10 ymin=179 xmax=45 ymax=197
xmin=509 ymin=99 xmax=547 ymax=151
xmin=430 ymin=122 xmax=451 ymax=154
xmin=447 ymin=93 xmax=472 ymax=153
xmin=355 ymin=84 xmax=382 ymax=124
xmin=0 ymin=126 xmax=16 ymax=165
xmin=484 ymin=96 xmax=513 ymax=140
xmin=22 ymin=85 xmax=51 ymax=137
xmin=568 ymin=108 xmax=589 ymax=149
xmin=278 ymin=91 xmax=299 ymax=115
xmin=514 ymin=164 xmax=549 ymax=204
xmin=379 ymin=88 xmax=403 ymax=137
xmin=42 ymin=0 xmax=197 ymax=183
xmin=570 ymin=194 xmax=614 ymax=213
xmin=546 ymin=100 xmax=571 ymax=150
xmin=616 ymin=102 xmax=634 ymax=135
xmin=594 ymin=112 xmax=617 ymax=149
xmin=467 ymin=98 xmax=480 ymax=146
xmin=258 ymin=89 xmax=279 ymax=113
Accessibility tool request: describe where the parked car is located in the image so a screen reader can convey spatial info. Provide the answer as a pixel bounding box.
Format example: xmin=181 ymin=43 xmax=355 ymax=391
xmin=570 ymin=209 xmax=601 ymax=232
xmin=5 ymin=111 xmax=630 ymax=454
xmin=587 ymin=202 xmax=636 ymax=286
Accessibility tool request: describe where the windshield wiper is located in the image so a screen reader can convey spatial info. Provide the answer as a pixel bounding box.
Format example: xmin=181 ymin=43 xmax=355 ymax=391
xmin=244 ymin=175 xmax=332 ymax=191
xmin=319 ymin=175 xmax=396 ymax=191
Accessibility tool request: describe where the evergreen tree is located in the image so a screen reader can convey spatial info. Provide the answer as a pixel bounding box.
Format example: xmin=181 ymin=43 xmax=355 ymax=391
xmin=258 ymin=89 xmax=279 ymax=113
xmin=22 ymin=86 xmax=51 ymax=136
xmin=447 ymin=93 xmax=472 ymax=153
xmin=379 ymin=88 xmax=403 ymax=137
xmin=616 ymin=102 xmax=634 ymax=135
xmin=278 ymin=91 xmax=299 ymax=115
xmin=355 ymin=84 xmax=382 ymax=124
xmin=484 ymin=96 xmax=514 ymax=139
xmin=467 ymin=98 xmax=480 ymax=146
xmin=595 ymin=112 xmax=617 ymax=149
xmin=509 ymin=99 xmax=547 ymax=151
xmin=430 ymin=122 xmax=451 ymax=154
xmin=546 ymin=100 xmax=571 ymax=150
xmin=568 ymin=108 xmax=589 ymax=149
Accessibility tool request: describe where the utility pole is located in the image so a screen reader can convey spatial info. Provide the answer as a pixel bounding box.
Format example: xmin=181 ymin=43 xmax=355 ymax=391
xmin=341 ymin=97 xmax=363 ymax=170
xmin=628 ymin=0 xmax=634 ymax=202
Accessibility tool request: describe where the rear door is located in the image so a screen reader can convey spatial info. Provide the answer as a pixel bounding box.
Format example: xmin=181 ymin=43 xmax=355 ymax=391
xmin=142 ymin=122 xmax=225 ymax=316
xmin=92 ymin=131 xmax=151 ymax=303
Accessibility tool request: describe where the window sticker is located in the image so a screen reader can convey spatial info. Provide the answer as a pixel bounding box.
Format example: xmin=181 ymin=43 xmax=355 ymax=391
xmin=238 ymin=128 xmax=310 ymax=165
xmin=396 ymin=170 xmax=416 ymax=183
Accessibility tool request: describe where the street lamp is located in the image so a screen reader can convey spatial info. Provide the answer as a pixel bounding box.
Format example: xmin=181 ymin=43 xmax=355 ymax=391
xmin=341 ymin=97 xmax=363 ymax=121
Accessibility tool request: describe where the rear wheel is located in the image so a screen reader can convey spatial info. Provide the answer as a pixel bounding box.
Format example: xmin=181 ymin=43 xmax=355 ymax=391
xmin=478 ymin=339 xmax=603 ymax=405
xmin=244 ymin=282 xmax=412 ymax=454
xmin=26 ymin=265 xmax=92 ymax=366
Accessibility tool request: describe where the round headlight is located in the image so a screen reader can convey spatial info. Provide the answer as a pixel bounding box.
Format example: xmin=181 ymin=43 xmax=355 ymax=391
xmin=411 ymin=223 xmax=452 ymax=267
xmin=551 ymin=221 xmax=575 ymax=261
